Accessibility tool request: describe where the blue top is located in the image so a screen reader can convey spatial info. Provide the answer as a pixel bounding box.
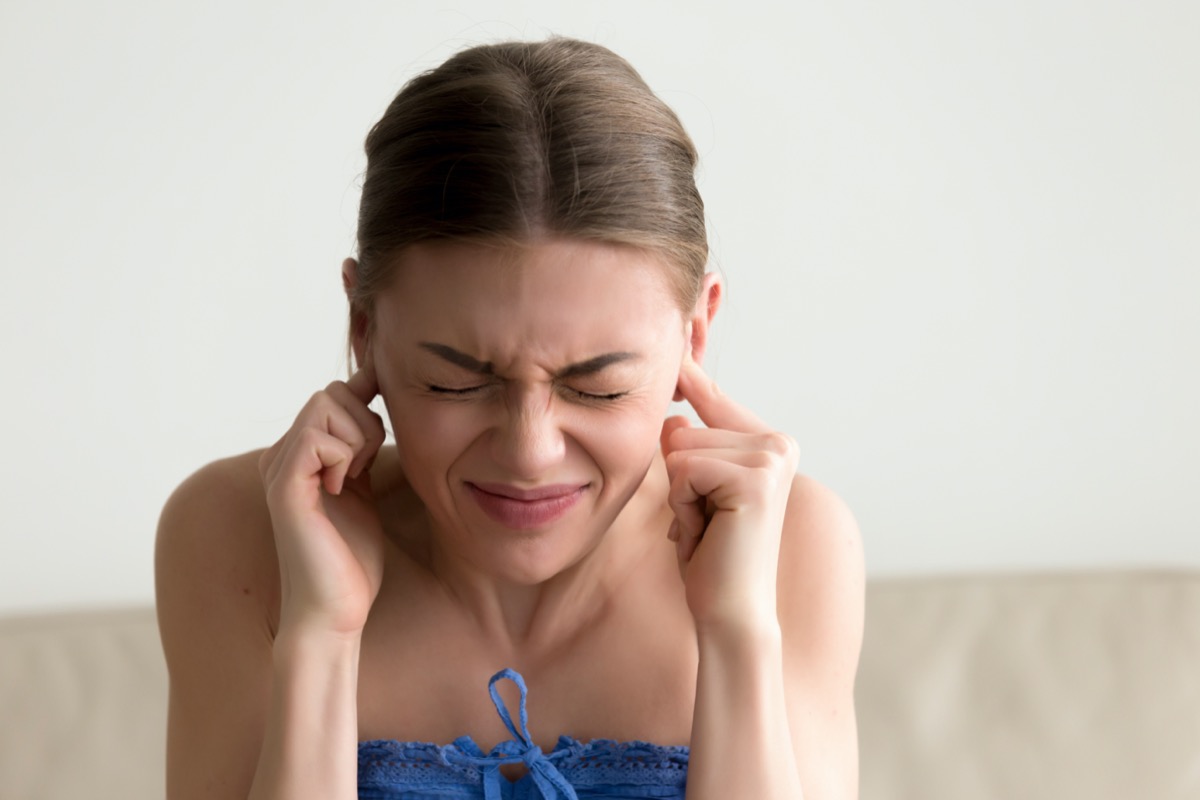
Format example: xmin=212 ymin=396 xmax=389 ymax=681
xmin=358 ymin=668 xmax=689 ymax=799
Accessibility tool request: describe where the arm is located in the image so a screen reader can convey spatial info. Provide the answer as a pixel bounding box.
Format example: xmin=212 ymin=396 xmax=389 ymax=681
xmin=248 ymin=629 xmax=363 ymax=800
xmin=686 ymin=477 xmax=863 ymax=800
xmin=663 ymin=359 xmax=864 ymax=799
xmin=688 ymin=617 xmax=799 ymax=798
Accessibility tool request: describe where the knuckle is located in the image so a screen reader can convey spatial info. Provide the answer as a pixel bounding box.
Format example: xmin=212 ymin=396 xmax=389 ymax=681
xmin=297 ymin=391 xmax=334 ymax=423
xmin=309 ymin=388 xmax=335 ymax=408
xmin=295 ymin=425 xmax=331 ymax=452
xmin=759 ymin=431 xmax=793 ymax=457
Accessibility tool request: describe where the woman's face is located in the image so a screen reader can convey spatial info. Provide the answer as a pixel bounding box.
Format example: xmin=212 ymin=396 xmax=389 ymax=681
xmin=367 ymin=238 xmax=693 ymax=584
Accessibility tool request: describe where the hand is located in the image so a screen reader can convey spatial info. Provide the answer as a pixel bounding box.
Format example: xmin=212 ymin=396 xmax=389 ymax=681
xmin=258 ymin=364 xmax=388 ymax=638
xmin=660 ymin=357 xmax=800 ymax=633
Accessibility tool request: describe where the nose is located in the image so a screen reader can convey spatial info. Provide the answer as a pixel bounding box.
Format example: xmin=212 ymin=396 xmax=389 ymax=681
xmin=489 ymin=388 xmax=567 ymax=480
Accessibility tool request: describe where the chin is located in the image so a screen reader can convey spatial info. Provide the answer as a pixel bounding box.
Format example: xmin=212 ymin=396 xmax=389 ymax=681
xmin=456 ymin=520 xmax=600 ymax=586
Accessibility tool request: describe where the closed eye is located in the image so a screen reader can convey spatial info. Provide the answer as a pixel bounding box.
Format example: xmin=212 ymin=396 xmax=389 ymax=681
xmin=427 ymin=384 xmax=628 ymax=403
xmin=563 ymin=387 xmax=629 ymax=402
xmin=427 ymin=384 xmax=487 ymax=396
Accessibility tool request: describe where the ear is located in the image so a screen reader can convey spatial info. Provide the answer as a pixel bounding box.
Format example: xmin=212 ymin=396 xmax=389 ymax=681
xmin=342 ymin=257 xmax=370 ymax=368
xmin=674 ymin=272 xmax=722 ymax=401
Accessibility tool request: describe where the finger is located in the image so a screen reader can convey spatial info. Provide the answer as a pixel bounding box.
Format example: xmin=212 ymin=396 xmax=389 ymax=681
xmin=271 ymin=427 xmax=356 ymax=502
xmin=676 ymin=357 xmax=770 ymax=434
xmin=324 ymin=381 xmax=386 ymax=477
xmin=667 ymin=518 xmax=680 ymax=543
xmin=340 ymin=466 xmax=375 ymax=503
xmin=265 ymin=392 xmax=367 ymax=490
xmin=669 ymin=455 xmax=769 ymax=561
xmin=664 ymin=447 xmax=778 ymax=477
xmin=664 ymin=424 xmax=789 ymax=457
xmin=316 ymin=393 xmax=369 ymax=475
xmin=666 ymin=466 xmax=709 ymax=558
xmin=666 ymin=454 xmax=753 ymax=514
xmin=345 ymin=362 xmax=379 ymax=405
xmin=660 ymin=415 xmax=692 ymax=457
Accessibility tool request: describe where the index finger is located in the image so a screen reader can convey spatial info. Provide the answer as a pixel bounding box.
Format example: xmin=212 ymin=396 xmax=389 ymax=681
xmin=345 ymin=361 xmax=379 ymax=405
xmin=676 ymin=357 xmax=770 ymax=433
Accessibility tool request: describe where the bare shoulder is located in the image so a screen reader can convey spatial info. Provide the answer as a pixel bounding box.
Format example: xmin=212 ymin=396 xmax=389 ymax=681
xmin=155 ymin=449 xmax=279 ymax=799
xmin=778 ymin=472 xmax=865 ymax=652
xmin=156 ymin=449 xmax=280 ymax=632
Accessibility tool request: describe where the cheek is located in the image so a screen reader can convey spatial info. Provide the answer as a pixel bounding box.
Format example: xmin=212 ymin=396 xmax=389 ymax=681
xmin=605 ymin=368 xmax=679 ymax=445
xmin=577 ymin=399 xmax=672 ymax=469
xmin=386 ymin=396 xmax=481 ymax=468
xmin=378 ymin=359 xmax=477 ymax=458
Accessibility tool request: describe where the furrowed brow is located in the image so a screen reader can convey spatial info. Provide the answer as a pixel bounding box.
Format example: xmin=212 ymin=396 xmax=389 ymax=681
xmin=557 ymin=352 xmax=639 ymax=379
xmin=417 ymin=343 xmax=638 ymax=379
xmin=418 ymin=342 xmax=494 ymax=375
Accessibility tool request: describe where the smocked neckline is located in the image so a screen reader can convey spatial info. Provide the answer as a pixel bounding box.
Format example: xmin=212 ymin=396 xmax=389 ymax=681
xmin=357 ymin=669 xmax=689 ymax=797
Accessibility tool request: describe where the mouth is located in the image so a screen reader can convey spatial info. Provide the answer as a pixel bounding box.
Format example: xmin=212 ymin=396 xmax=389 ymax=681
xmin=465 ymin=482 xmax=589 ymax=529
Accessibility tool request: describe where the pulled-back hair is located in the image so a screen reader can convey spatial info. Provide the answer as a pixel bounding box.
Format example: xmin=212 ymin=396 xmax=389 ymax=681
xmin=349 ymin=37 xmax=708 ymax=326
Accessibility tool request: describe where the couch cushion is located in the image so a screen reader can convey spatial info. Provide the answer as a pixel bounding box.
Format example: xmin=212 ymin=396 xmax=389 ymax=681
xmin=0 ymin=607 xmax=166 ymax=800
xmin=856 ymin=569 xmax=1200 ymax=800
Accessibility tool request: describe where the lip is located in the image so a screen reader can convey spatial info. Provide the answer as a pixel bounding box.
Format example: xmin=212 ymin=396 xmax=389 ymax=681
xmin=466 ymin=482 xmax=588 ymax=529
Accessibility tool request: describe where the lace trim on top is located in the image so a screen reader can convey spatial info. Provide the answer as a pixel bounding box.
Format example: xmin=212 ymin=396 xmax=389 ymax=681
xmin=357 ymin=669 xmax=689 ymax=799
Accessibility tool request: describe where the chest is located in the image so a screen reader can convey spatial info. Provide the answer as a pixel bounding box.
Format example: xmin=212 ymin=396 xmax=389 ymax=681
xmin=354 ymin=585 xmax=698 ymax=753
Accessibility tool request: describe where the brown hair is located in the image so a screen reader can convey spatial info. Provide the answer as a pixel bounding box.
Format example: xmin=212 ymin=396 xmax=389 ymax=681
xmin=348 ymin=37 xmax=707 ymax=335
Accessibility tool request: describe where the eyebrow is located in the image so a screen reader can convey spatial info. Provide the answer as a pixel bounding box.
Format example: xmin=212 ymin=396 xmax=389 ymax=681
xmin=418 ymin=342 xmax=493 ymax=374
xmin=417 ymin=342 xmax=639 ymax=379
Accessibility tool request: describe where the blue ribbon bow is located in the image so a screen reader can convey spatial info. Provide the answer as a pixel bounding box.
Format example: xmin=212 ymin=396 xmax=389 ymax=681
xmin=444 ymin=669 xmax=579 ymax=800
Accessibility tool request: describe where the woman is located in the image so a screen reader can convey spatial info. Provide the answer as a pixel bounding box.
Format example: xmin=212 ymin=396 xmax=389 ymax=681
xmin=156 ymin=37 xmax=864 ymax=800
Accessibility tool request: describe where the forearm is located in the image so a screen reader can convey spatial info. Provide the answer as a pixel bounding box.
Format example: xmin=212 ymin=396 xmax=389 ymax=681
xmin=687 ymin=620 xmax=802 ymax=800
xmin=248 ymin=629 xmax=362 ymax=800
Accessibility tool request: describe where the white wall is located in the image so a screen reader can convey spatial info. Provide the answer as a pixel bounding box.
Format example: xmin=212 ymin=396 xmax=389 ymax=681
xmin=2 ymin=0 xmax=1197 ymax=614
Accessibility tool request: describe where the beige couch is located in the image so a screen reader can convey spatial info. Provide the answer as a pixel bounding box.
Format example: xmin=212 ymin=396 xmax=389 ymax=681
xmin=2 ymin=569 xmax=1197 ymax=799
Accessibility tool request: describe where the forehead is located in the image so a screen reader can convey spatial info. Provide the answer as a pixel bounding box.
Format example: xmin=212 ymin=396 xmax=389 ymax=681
xmin=372 ymin=238 xmax=684 ymax=361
